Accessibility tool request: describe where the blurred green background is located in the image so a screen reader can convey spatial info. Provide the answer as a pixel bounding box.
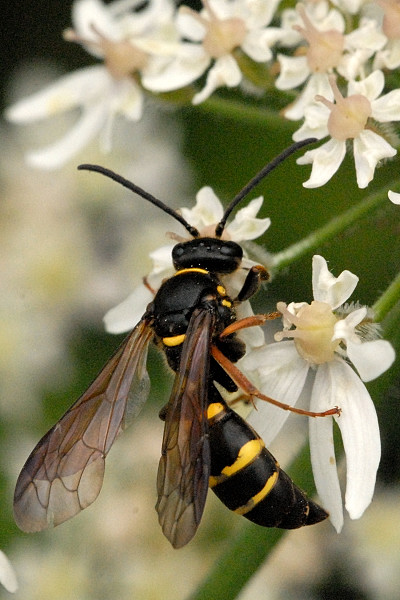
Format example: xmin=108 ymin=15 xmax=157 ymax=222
xmin=1 ymin=1 xmax=400 ymax=599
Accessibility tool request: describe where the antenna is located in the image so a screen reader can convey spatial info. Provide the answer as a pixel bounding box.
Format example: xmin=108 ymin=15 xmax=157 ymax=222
xmin=214 ymin=137 xmax=317 ymax=238
xmin=77 ymin=164 xmax=200 ymax=238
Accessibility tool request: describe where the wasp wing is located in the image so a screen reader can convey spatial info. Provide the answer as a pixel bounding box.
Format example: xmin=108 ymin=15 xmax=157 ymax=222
xmin=156 ymin=308 xmax=214 ymax=548
xmin=14 ymin=318 xmax=154 ymax=532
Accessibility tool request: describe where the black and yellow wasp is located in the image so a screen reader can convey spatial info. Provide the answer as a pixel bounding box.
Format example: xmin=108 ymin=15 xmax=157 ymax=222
xmin=14 ymin=139 xmax=337 ymax=548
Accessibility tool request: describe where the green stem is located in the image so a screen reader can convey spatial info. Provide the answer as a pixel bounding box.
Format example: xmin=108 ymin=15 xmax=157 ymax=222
xmin=195 ymin=96 xmax=295 ymax=132
xmin=188 ymin=526 xmax=283 ymax=600
xmin=188 ymin=447 xmax=312 ymax=600
xmin=271 ymin=182 xmax=396 ymax=272
xmin=373 ymin=269 xmax=400 ymax=322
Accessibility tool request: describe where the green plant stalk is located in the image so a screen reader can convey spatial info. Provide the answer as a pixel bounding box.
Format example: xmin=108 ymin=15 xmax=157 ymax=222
xmin=373 ymin=269 xmax=400 ymax=322
xmin=196 ymin=96 xmax=295 ymax=132
xmin=271 ymin=182 xmax=398 ymax=273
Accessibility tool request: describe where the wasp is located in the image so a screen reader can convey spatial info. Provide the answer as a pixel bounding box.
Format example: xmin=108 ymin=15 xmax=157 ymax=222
xmin=14 ymin=139 xmax=339 ymax=548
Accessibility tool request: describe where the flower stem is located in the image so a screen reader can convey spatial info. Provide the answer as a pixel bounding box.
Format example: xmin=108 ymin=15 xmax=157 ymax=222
xmin=373 ymin=269 xmax=400 ymax=322
xmin=196 ymin=96 xmax=294 ymax=131
xmin=271 ymin=182 xmax=397 ymax=272
xmin=187 ymin=446 xmax=313 ymax=600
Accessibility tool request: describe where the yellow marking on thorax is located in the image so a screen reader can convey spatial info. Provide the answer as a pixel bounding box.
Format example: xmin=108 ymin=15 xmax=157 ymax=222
xmin=222 ymin=299 xmax=232 ymax=308
xmin=162 ymin=334 xmax=186 ymax=347
xmin=217 ymin=284 xmax=226 ymax=296
xmin=207 ymin=402 xmax=225 ymax=420
xmin=233 ymin=470 xmax=279 ymax=515
xmin=209 ymin=438 xmax=265 ymax=488
xmin=174 ymin=268 xmax=209 ymax=277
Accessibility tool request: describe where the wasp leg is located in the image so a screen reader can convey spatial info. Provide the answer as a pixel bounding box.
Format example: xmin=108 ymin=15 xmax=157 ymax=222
xmin=235 ymin=265 xmax=269 ymax=303
xmin=219 ymin=313 xmax=280 ymax=338
xmin=143 ymin=275 xmax=157 ymax=295
xmin=211 ymin=346 xmax=341 ymax=418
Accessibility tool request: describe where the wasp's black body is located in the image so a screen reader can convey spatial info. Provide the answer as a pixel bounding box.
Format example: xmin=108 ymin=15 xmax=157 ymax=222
xmin=146 ymin=238 xmax=327 ymax=546
xmin=13 ymin=139 xmax=330 ymax=550
xmin=207 ymin=386 xmax=326 ymax=529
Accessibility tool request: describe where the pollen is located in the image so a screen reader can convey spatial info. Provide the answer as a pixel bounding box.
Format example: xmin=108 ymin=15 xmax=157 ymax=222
xmin=275 ymin=301 xmax=340 ymax=364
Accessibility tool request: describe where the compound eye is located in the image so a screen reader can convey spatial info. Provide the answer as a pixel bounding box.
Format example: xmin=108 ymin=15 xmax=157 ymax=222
xmin=220 ymin=241 xmax=243 ymax=259
xmin=172 ymin=244 xmax=184 ymax=258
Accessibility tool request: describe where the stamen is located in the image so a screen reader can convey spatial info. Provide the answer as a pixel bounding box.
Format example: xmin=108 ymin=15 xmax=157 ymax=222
xmin=275 ymin=300 xmax=340 ymax=364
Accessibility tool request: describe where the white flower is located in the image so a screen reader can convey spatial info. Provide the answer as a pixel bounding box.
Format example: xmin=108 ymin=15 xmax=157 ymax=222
xmin=294 ymin=71 xmax=400 ymax=188
xmin=330 ymin=0 xmax=369 ymax=14
xmin=0 ymin=550 xmax=18 ymax=593
xmin=104 ymin=185 xmax=270 ymax=344
xmin=241 ymin=255 xmax=395 ymax=532
xmin=373 ymin=0 xmax=400 ymax=70
xmin=276 ymin=5 xmax=385 ymax=121
xmin=388 ymin=190 xmax=400 ymax=204
xmin=5 ymin=0 xmax=176 ymax=169
xmin=141 ymin=0 xmax=283 ymax=104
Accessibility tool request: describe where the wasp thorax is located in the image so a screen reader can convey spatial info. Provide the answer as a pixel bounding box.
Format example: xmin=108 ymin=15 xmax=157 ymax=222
xmin=172 ymin=237 xmax=242 ymax=273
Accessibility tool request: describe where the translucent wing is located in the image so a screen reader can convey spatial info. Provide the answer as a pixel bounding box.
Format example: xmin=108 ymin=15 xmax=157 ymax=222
xmin=156 ymin=308 xmax=214 ymax=548
xmin=14 ymin=318 xmax=153 ymax=532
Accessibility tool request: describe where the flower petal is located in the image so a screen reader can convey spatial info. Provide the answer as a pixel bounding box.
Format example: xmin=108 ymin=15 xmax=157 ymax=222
xmin=309 ymin=367 xmax=344 ymax=532
xmin=26 ymin=102 xmax=108 ymax=169
xmin=5 ymin=66 xmax=110 ymax=122
xmin=149 ymin=244 xmax=175 ymax=275
xmin=180 ymin=186 xmax=224 ymax=228
xmin=347 ymin=339 xmax=395 ymax=382
xmin=142 ymin=48 xmax=210 ymax=92
xmin=0 ymin=550 xmax=18 ymax=593
xmin=192 ymin=55 xmax=242 ymax=105
xmin=226 ymin=197 xmax=271 ymax=242
xmin=73 ymin=0 xmax=120 ymax=53
xmin=234 ymin=299 xmax=265 ymax=350
xmin=103 ymin=283 xmax=153 ymax=333
xmin=242 ymin=341 xmax=309 ymax=445
xmin=347 ymin=70 xmax=384 ymax=103
xmin=241 ymin=29 xmax=274 ymax=62
xmin=371 ymin=89 xmax=400 ymax=123
xmin=242 ymin=0 xmax=281 ymax=29
xmin=326 ymin=359 xmax=381 ymax=521
xmin=297 ymin=138 xmax=346 ymax=189
xmin=388 ymin=190 xmax=400 ymax=204
xmin=312 ymin=255 xmax=359 ymax=309
xmin=353 ymin=130 xmax=396 ymax=189
xmin=275 ymin=55 xmax=309 ymax=91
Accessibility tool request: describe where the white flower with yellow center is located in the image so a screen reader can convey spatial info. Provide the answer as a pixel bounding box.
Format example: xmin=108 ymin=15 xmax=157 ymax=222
xmin=104 ymin=185 xmax=271 ymax=355
xmin=294 ymin=71 xmax=400 ymax=188
xmin=241 ymin=254 xmax=395 ymax=532
xmin=5 ymin=0 xmax=176 ymax=169
xmin=276 ymin=4 xmax=386 ymax=121
xmin=141 ymin=0 xmax=283 ymax=104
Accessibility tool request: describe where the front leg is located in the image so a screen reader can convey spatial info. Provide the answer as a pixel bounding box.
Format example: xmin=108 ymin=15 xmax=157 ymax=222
xmin=235 ymin=265 xmax=269 ymax=302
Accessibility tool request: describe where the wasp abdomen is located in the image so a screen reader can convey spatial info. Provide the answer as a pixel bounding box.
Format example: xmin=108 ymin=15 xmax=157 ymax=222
xmin=207 ymin=392 xmax=328 ymax=529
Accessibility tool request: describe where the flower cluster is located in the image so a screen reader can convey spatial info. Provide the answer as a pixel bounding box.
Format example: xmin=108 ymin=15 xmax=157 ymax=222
xmin=241 ymin=255 xmax=395 ymax=531
xmin=5 ymin=0 xmax=400 ymax=191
